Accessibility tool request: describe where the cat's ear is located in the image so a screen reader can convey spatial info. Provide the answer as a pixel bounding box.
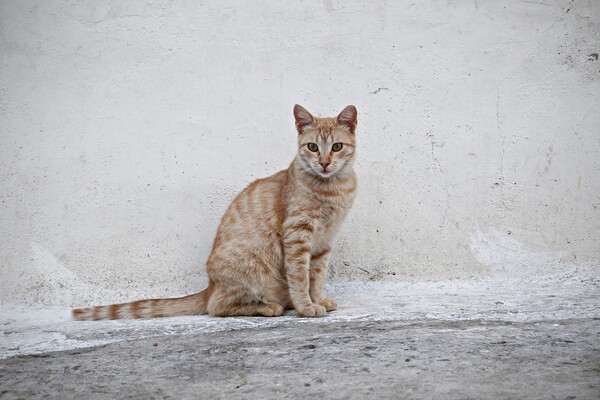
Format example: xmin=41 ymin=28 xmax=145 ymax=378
xmin=294 ymin=104 xmax=314 ymax=134
xmin=336 ymin=105 xmax=357 ymax=133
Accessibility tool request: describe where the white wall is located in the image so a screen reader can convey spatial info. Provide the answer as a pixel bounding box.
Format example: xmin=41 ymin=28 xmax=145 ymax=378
xmin=1 ymin=1 xmax=599 ymax=306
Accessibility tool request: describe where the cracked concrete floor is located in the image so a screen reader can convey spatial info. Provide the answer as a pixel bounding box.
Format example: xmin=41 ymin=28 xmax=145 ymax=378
xmin=1 ymin=279 xmax=599 ymax=399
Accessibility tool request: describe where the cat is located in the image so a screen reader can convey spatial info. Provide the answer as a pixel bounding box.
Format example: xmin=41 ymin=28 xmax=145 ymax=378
xmin=72 ymin=104 xmax=357 ymax=320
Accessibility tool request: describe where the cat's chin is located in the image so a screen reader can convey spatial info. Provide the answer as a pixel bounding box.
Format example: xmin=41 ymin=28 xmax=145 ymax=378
xmin=315 ymin=170 xmax=336 ymax=179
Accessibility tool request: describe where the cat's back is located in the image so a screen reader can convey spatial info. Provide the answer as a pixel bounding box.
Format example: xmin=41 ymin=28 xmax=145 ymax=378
xmin=214 ymin=169 xmax=289 ymax=242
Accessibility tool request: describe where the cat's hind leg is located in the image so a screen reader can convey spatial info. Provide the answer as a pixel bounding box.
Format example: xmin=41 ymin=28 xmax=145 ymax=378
xmin=207 ymin=286 xmax=284 ymax=317
xmin=212 ymin=301 xmax=284 ymax=317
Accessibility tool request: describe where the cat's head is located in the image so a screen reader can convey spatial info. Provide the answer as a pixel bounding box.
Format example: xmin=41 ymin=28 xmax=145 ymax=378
xmin=293 ymin=104 xmax=357 ymax=179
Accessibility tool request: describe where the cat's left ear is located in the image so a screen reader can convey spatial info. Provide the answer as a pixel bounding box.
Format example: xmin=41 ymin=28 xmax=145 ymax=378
xmin=294 ymin=104 xmax=315 ymax=134
xmin=336 ymin=105 xmax=357 ymax=133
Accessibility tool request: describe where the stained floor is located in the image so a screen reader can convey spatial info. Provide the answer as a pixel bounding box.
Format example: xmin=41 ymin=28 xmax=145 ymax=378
xmin=1 ymin=279 xmax=599 ymax=399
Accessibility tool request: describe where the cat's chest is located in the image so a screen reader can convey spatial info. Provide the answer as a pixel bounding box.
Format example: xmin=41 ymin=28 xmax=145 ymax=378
xmin=311 ymin=197 xmax=354 ymax=247
xmin=317 ymin=202 xmax=346 ymax=226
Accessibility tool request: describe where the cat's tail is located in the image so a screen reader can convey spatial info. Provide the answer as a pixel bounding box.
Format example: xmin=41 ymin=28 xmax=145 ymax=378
xmin=71 ymin=286 xmax=212 ymax=321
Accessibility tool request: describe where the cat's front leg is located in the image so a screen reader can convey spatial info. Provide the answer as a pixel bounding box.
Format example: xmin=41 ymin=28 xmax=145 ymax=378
xmin=282 ymin=220 xmax=326 ymax=318
xmin=309 ymin=247 xmax=337 ymax=312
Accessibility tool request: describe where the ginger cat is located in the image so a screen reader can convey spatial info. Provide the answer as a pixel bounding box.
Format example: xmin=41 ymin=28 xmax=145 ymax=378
xmin=72 ymin=104 xmax=357 ymax=320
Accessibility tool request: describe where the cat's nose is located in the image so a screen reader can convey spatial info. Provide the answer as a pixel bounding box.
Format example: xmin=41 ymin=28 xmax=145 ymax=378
xmin=320 ymin=162 xmax=330 ymax=170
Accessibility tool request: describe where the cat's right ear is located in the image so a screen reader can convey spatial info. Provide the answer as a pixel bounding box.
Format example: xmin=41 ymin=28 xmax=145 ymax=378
xmin=336 ymin=105 xmax=357 ymax=133
xmin=294 ymin=104 xmax=314 ymax=134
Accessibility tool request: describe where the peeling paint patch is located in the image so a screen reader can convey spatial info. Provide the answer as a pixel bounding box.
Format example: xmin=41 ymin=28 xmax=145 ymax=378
xmin=469 ymin=229 xmax=571 ymax=279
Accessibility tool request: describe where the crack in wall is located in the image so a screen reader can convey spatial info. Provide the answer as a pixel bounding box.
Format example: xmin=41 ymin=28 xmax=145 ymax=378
xmin=496 ymin=87 xmax=506 ymax=186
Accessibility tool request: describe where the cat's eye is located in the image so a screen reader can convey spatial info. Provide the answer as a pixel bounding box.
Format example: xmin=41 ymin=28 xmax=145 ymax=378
xmin=307 ymin=143 xmax=319 ymax=152
xmin=332 ymin=143 xmax=343 ymax=152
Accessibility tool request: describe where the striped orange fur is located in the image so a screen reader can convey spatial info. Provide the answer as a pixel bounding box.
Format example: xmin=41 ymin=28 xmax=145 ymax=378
xmin=72 ymin=104 xmax=357 ymax=320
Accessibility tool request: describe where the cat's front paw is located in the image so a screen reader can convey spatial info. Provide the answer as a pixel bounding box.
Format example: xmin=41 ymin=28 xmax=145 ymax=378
xmin=318 ymin=298 xmax=337 ymax=312
xmin=297 ymin=303 xmax=326 ymax=318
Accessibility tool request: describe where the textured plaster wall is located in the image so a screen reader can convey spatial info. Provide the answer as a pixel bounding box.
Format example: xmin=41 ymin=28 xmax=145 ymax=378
xmin=1 ymin=1 xmax=599 ymax=306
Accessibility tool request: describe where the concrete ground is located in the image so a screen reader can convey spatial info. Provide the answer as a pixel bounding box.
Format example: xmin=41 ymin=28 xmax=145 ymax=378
xmin=1 ymin=277 xmax=599 ymax=399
